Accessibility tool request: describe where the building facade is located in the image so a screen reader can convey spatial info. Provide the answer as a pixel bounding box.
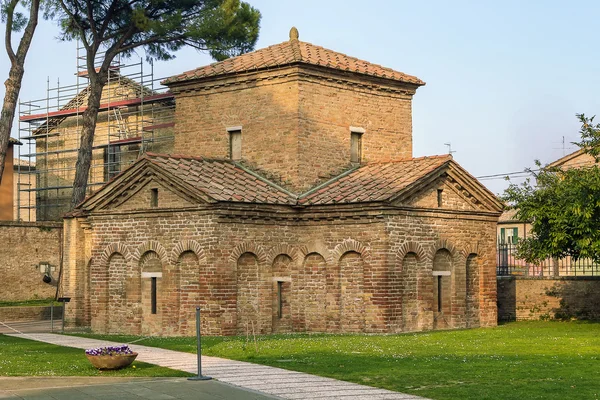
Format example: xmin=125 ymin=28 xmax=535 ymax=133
xmin=62 ymin=29 xmax=503 ymax=336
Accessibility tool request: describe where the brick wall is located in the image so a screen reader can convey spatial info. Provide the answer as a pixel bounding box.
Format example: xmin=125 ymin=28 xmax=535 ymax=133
xmin=0 ymin=221 xmax=62 ymax=301
xmin=297 ymin=72 xmax=414 ymax=191
xmin=63 ymin=204 xmax=498 ymax=336
xmin=0 ymin=305 xmax=62 ymax=323
xmin=497 ymin=277 xmax=600 ymax=321
xmin=172 ymin=71 xmax=301 ymax=189
xmin=169 ymin=66 xmax=418 ymax=192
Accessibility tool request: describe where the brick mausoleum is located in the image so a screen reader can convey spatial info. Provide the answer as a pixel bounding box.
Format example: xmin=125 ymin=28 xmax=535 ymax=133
xmin=62 ymin=28 xmax=503 ymax=336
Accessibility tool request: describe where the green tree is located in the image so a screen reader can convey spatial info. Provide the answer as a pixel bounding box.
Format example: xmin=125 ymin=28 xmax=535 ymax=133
xmin=503 ymin=114 xmax=600 ymax=263
xmin=52 ymin=0 xmax=261 ymax=207
xmin=0 ymin=0 xmax=41 ymax=185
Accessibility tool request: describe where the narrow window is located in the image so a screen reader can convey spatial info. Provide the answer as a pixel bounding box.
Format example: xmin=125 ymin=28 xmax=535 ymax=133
xmin=151 ymin=277 xmax=157 ymax=314
xmin=277 ymin=281 xmax=283 ymax=319
xmin=437 ymin=189 xmax=443 ymax=207
xmin=500 ymin=228 xmax=506 ymax=244
xmin=104 ymin=145 xmax=121 ymax=180
xmin=350 ymin=131 xmax=363 ymax=163
xmin=512 ymin=227 xmax=518 ymax=244
xmin=150 ymin=188 xmax=158 ymax=207
xmin=228 ymin=127 xmax=242 ymax=160
xmin=437 ymin=275 xmax=442 ymax=312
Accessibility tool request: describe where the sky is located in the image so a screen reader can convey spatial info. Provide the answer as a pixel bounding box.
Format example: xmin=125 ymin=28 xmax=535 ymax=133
xmin=1 ymin=0 xmax=599 ymax=195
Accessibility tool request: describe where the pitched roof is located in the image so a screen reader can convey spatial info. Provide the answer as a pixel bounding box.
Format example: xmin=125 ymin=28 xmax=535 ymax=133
xmin=164 ymin=30 xmax=424 ymax=86
xmin=498 ymin=209 xmax=520 ymax=223
xmin=144 ymin=153 xmax=296 ymax=204
xmin=299 ymin=155 xmax=452 ymax=205
xmin=78 ymin=153 xmax=502 ymax=213
xmin=547 ymin=148 xmax=597 ymax=169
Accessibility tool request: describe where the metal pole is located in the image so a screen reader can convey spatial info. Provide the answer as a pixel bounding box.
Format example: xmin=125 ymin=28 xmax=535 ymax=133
xmin=188 ymin=307 xmax=211 ymax=381
xmin=50 ymin=302 xmax=54 ymax=333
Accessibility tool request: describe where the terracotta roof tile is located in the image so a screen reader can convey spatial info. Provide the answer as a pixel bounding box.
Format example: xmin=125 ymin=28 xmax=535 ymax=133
xmin=163 ymin=38 xmax=424 ymax=86
xmin=144 ymin=153 xmax=296 ymax=205
xmin=299 ymin=155 xmax=451 ymax=205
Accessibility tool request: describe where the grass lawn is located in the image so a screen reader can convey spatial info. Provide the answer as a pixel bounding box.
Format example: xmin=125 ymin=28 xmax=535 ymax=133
xmin=76 ymin=321 xmax=600 ymax=400
xmin=0 ymin=334 xmax=192 ymax=377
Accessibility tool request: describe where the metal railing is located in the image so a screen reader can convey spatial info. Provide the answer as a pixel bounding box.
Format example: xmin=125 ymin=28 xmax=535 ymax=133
xmin=496 ymin=242 xmax=600 ymax=277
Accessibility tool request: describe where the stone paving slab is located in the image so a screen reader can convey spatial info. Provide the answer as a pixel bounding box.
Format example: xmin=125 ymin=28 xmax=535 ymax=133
xmin=6 ymin=333 xmax=428 ymax=400
xmin=0 ymin=377 xmax=278 ymax=400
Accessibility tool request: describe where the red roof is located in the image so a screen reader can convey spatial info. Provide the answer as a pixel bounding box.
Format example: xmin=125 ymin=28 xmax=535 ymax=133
xmin=163 ymin=36 xmax=424 ymax=86
xmin=145 ymin=153 xmax=296 ymax=204
xmin=299 ymin=155 xmax=451 ymax=205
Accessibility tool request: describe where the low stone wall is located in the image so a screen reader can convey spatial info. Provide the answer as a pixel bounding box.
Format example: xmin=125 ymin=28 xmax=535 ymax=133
xmin=497 ymin=276 xmax=600 ymax=321
xmin=0 ymin=305 xmax=63 ymax=322
xmin=0 ymin=221 xmax=62 ymax=302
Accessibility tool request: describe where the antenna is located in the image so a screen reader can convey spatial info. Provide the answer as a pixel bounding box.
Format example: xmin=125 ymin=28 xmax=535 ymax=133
xmin=552 ymin=135 xmax=573 ymax=157
xmin=444 ymin=142 xmax=456 ymax=156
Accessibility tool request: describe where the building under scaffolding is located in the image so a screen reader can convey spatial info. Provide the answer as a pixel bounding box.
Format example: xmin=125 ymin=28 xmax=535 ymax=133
xmin=16 ymin=49 xmax=176 ymax=221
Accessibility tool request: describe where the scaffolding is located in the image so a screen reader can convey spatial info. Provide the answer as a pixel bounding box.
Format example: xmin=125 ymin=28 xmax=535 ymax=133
xmin=16 ymin=46 xmax=176 ymax=221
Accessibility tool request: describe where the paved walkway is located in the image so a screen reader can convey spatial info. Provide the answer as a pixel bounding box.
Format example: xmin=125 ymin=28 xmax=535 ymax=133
xmin=0 ymin=377 xmax=278 ymax=399
xmin=7 ymin=333 xmax=427 ymax=400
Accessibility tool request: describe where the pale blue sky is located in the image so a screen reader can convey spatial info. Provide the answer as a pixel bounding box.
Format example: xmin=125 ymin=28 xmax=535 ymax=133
xmin=1 ymin=0 xmax=598 ymax=194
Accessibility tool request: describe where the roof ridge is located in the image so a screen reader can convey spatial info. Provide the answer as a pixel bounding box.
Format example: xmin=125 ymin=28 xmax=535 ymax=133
xmin=364 ymin=154 xmax=452 ymax=165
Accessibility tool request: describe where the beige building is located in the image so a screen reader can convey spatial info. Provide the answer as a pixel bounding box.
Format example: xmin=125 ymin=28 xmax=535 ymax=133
xmin=18 ymin=74 xmax=175 ymax=221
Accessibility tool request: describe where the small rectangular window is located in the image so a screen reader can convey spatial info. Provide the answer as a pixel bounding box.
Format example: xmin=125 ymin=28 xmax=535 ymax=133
xmin=229 ymin=129 xmax=242 ymax=160
xmin=437 ymin=275 xmax=442 ymax=312
xmin=437 ymin=189 xmax=443 ymax=207
xmin=150 ymin=188 xmax=158 ymax=207
xmin=104 ymin=145 xmax=121 ymax=181
xmin=151 ymin=277 xmax=157 ymax=314
xmin=350 ymin=131 xmax=363 ymax=163
xmin=500 ymin=228 xmax=506 ymax=244
xmin=277 ymin=281 xmax=283 ymax=319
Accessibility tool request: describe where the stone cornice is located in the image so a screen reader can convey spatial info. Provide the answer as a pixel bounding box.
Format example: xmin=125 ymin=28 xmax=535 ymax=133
xmin=170 ymin=64 xmax=418 ymax=98
xmin=84 ymin=201 xmax=500 ymax=225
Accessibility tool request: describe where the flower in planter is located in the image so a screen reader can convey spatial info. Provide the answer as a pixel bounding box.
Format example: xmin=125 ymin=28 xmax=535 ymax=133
xmin=85 ymin=345 xmax=134 ymax=356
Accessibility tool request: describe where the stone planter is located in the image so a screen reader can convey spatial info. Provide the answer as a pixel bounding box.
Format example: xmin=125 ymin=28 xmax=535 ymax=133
xmin=85 ymin=353 xmax=138 ymax=370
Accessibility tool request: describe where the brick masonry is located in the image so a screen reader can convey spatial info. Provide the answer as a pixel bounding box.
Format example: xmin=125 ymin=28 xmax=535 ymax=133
xmin=497 ymin=277 xmax=600 ymax=321
xmin=169 ymin=66 xmax=417 ymax=193
xmin=0 ymin=305 xmax=62 ymax=323
xmin=62 ymin=190 xmax=499 ymax=336
xmin=60 ymin=35 xmax=502 ymax=336
xmin=0 ymin=221 xmax=62 ymax=302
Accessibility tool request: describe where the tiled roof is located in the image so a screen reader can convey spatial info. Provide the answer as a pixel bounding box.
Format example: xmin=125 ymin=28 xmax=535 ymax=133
xmin=498 ymin=209 xmax=520 ymax=223
xmin=164 ymin=36 xmax=424 ymax=86
xmin=9 ymin=137 xmax=22 ymax=145
xmin=145 ymin=153 xmax=296 ymax=204
xmin=299 ymin=155 xmax=451 ymax=205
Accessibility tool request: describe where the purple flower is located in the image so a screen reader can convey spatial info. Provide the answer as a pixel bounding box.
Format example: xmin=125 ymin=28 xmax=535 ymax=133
xmin=85 ymin=345 xmax=133 ymax=356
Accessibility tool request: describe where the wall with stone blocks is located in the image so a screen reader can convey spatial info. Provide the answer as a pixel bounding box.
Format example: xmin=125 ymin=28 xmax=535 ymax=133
xmin=63 ymin=207 xmax=498 ymax=337
xmin=0 ymin=221 xmax=62 ymax=302
xmin=497 ymin=277 xmax=600 ymax=321
xmin=0 ymin=305 xmax=62 ymax=323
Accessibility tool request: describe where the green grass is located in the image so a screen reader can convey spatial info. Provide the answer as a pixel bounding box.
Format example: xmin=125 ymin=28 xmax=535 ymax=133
xmin=0 ymin=298 xmax=59 ymax=307
xmin=0 ymin=334 xmax=192 ymax=377
xmin=76 ymin=321 xmax=600 ymax=400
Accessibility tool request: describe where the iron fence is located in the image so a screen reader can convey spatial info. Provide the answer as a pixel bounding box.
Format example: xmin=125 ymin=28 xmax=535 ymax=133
xmin=496 ymin=242 xmax=600 ymax=277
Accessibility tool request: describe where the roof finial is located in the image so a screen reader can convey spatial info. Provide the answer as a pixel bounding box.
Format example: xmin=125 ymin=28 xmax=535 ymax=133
xmin=289 ymin=26 xmax=299 ymax=41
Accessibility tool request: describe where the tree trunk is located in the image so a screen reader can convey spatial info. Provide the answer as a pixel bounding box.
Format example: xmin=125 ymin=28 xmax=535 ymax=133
xmin=0 ymin=64 xmax=24 ymax=184
xmin=0 ymin=0 xmax=40 ymax=185
xmin=70 ymin=78 xmax=107 ymax=208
